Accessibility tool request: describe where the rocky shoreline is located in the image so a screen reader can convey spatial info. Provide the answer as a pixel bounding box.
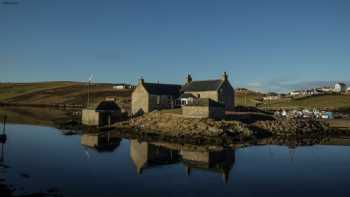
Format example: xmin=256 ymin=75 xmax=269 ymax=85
xmin=113 ymin=111 xmax=332 ymax=145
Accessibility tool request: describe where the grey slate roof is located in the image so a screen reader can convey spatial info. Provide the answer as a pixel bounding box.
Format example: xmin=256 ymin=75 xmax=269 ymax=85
xmin=143 ymin=83 xmax=182 ymax=96
xmin=181 ymin=80 xmax=223 ymax=92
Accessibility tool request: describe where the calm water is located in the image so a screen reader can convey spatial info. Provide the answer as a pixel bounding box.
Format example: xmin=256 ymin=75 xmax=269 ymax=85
xmin=1 ymin=124 xmax=350 ymax=197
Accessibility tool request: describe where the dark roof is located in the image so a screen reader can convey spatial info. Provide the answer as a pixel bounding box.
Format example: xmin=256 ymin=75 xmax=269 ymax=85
xmin=179 ymin=93 xmax=196 ymax=99
xmin=185 ymin=98 xmax=224 ymax=107
xmin=181 ymin=80 xmax=223 ymax=92
xmin=95 ymin=101 xmax=121 ymax=111
xmin=336 ymin=83 xmax=347 ymax=86
xmin=143 ymin=83 xmax=182 ymax=96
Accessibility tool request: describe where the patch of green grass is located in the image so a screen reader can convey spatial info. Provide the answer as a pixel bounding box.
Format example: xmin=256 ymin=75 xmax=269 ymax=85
xmin=235 ymin=93 xmax=262 ymax=107
xmin=261 ymin=95 xmax=350 ymax=109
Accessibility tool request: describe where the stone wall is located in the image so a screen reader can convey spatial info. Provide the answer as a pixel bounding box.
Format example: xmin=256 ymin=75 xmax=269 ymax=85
xmin=132 ymin=85 xmax=149 ymax=115
xmin=149 ymin=94 xmax=176 ymax=112
xmin=218 ymin=81 xmax=235 ymax=110
xmin=182 ymin=105 xmax=224 ymax=119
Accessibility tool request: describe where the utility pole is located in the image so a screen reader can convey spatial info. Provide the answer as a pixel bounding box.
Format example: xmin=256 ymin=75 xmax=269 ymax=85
xmin=87 ymin=74 xmax=93 ymax=109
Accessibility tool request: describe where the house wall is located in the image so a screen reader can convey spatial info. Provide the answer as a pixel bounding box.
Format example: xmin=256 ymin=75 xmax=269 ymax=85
xmin=149 ymin=94 xmax=176 ymax=112
xmin=132 ymin=85 xmax=149 ymax=115
xmin=81 ymin=109 xmax=100 ymax=126
xmin=218 ymin=81 xmax=235 ymax=110
xmin=209 ymin=106 xmax=225 ymax=120
xmin=185 ymin=81 xmax=234 ymax=111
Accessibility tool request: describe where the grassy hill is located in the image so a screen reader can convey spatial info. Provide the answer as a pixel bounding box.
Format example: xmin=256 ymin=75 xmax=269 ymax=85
xmin=235 ymin=90 xmax=264 ymax=107
xmin=0 ymin=81 xmax=132 ymax=111
xmin=259 ymin=94 xmax=350 ymax=111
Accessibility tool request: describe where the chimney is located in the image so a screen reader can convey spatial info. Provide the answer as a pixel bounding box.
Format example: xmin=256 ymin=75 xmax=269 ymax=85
xmin=139 ymin=76 xmax=144 ymax=85
xmin=221 ymin=72 xmax=228 ymax=81
xmin=186 ymin=74 xmax=192 ymax=83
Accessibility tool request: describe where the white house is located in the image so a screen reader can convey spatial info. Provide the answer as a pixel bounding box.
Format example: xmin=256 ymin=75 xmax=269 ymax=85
xmin=113 ymin=84 xmax=134 ymax=90
xmin=347 ymin=87 xmax=350 ymax=92
xmin=334 ymin=83 xmax=347 ymax=93
xmin=289 ymin=91 xmax=302 ymax=97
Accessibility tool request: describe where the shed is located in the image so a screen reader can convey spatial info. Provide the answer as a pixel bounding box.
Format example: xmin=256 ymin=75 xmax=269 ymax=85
xmin=82 ymin=101 xmax=122 ymax=126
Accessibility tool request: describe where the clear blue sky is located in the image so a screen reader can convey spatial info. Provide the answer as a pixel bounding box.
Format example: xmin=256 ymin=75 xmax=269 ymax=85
xmin=1 ymin=0 xmax=349 ymax=91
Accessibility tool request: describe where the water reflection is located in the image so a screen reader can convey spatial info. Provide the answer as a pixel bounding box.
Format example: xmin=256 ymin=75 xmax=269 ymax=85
xmin=130 ymin=140 xmax=235 ymax=184
xmin=0 ymin=116 xmax=7 ymax=165
xmin=81 ymin=131 xmax=121 ymax=152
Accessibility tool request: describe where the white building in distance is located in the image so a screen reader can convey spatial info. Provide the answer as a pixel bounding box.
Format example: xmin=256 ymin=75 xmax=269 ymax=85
xmin=334 ymin=83 xmax=347 ymax=93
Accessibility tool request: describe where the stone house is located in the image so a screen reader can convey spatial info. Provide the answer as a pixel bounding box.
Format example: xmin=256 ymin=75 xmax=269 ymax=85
xmin=131 ymin=78 xmax=182 ymax=115
xmin=181 ymin=72 xmax=235 ymax=110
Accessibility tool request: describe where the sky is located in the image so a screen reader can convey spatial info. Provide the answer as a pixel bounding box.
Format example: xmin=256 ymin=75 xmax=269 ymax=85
xmin=0 ymin=0 xmax=349 ymax=92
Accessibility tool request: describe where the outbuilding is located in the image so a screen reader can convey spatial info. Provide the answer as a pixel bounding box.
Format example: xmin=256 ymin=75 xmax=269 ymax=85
xmin=82 ymin=100 xmax=122 ymax=126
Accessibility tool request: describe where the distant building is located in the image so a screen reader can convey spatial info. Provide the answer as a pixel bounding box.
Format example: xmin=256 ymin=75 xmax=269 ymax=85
xmin=263 ymin=92 xmax=280 ymax=101
xmin=181 ymin=72 xmax=235 ymax=110
xmin=113 ymin=84 xmax=134 ymax=90
xmin=347 ymin=87 xmax=350 ymax=92
xmin=131 ymin=78 xmax=182 ymax=115
xmin=263 ymin=95 xmax=280 ymax=101
xmin=334 ymin=83 xmax=347 ymax=93
xmin=321 ymin=86 xmax=333 ymax=93
xmin=289 ymin=91 xmax=302 ymax=97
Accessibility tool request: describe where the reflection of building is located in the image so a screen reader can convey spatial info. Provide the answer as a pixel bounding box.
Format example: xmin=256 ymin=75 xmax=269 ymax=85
xmin=181 ymin=149 xmax=235 ymax=184
xmin=81 ymin=132 xmax=121 ymax=152
xmin=129 ymin=140 xmax=235 ymax=183
xmin=130 ymin=140 xmax=180 ymax=174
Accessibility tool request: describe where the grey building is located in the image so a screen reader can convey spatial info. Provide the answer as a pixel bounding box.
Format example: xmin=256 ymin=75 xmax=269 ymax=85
xmin=131 ymin=78 xmax=182 ymax=115
xmin=181 ymin=72 xmax=235 ymax=110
